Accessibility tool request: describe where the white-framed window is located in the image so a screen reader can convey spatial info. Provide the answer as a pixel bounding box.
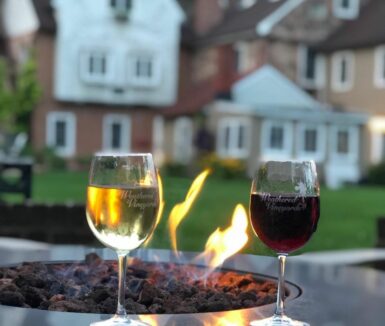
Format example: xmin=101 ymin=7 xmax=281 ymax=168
xmin=233 ymin=42 xmax=252 ymax=73
xmin=331 ymin=51 xmax=354 ymax=92
xmin=79 ymin=50 xmax=114 ymax=84
xmin=217 ymin=117 xmax=251 ymax=158
xmin=173 ymin=117 xmax=193 ymax=163
xmin=127 ymin=54 xmax=161 ymax=88
xmin=102 ymin=114 xmax=131 ymax=152
xmin=110 ymin=0 xmax=132 ymax=19
xmin=46 ymin=111 xmax=76 ymax=157
xmin=374 ymin=46 xmax=385 ymax=88
xmin=297 ymin=123 xmax=326 ymax=162
xmin=333 ymin=0 xmax=360 ymax=19
xmin=330 ymin=125 xmax=359 ymax=162
xmin=261 ymin=120 xmax=293 ymax=160
xmin=297 ymin=45 xmax=325 ymax=89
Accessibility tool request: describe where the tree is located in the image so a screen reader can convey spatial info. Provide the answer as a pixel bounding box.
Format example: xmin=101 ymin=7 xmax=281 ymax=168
xmin=0 ymin=56 xmax=41 ymax=133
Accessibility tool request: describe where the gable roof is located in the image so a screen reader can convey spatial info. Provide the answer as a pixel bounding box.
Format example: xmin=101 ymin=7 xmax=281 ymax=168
xmin=196 ymin=0 xmax=285 ymax=45
xmin=32 ymin=0 xmax=56 ymax=33
xmin=316 ymin=0 xmax=385 ymax=52
xmin=232 ymin=65 xmax=320 ymax=110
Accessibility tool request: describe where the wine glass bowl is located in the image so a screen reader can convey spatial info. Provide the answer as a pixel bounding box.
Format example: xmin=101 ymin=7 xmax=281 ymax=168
xmin=249 ymin=161 xmax=320 ymax=326
xmin=86 ymin=153 xmax=159 ymax=326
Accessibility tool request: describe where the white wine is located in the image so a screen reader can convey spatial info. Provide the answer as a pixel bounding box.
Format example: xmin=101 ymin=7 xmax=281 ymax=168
xmin=86 ymin=185 xmax=159 ymax=252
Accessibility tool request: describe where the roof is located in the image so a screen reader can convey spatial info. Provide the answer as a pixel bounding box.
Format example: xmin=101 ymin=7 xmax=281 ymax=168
xmin=196 ymin=0 xmax=284 ymax=45
xmin=232 ymin=64 xmax=320 ymax=110
xmin=32 ymin=0 xmax=56 ymax=33
xmin=316 ymin=0 xmax=385 ymax=52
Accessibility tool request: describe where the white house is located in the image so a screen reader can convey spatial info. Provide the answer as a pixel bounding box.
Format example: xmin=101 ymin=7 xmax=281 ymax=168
xmin=52 ymin=0 xmax=184 ymax=106
xmin=207 ymin=65 xmax=368 ymax=188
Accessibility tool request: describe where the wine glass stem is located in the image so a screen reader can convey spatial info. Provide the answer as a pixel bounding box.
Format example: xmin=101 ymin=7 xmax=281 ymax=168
xmin=274 ymin=254 xmax=287 ymax=318
xmin=116 ymin=252 xmax=128 ymax=317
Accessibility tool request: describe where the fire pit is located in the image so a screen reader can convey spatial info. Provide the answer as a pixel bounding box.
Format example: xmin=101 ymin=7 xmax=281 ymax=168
xmin=0 ymin=247 xmax=302 ymax=325
xmin=0 ymin=253 xmax=300 ymax=315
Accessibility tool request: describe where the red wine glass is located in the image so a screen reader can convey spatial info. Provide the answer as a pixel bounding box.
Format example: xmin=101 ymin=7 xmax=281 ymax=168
xmin=249 ymin=161 xmax=320 ymax=326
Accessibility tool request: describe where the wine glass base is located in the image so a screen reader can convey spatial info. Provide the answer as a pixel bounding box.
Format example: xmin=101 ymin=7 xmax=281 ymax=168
xmin=90 ymin=316 xmax=149 ymax=326
xmin=250 ymin=315 xmax=310 ymax=326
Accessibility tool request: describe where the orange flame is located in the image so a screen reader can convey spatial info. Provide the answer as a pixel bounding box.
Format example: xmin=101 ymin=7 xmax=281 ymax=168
xmin=168 ymin=169 xmax=210 ymax=254
xmin=139 ymin=316 xmax=157 ymax=325
xmin=144 ymin=172 xmax=165 ymax=246
xmin=203 ymin=311 xmax=248 ymax=326
xmin=197 ymin=204 xmax=249 ymax=270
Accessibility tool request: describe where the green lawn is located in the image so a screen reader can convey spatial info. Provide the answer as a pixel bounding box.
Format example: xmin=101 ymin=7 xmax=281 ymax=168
xmin=10 ymin=171 xmax=385 ymax=255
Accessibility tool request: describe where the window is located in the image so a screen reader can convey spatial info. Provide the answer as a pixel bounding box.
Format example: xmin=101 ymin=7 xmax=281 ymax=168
xmin=304 ymin=129 xmax=317 ymax=152
xmin=261 ymin=120 xmax=293 ymax=160
xmin=217 ymin=118 xmax=250 ymax=158
xmin=331 ymin=51 xmax=354 ymax=92
xmin=297 ymin=124 xmax=326 ymax=161
xmin=330 ymin=125 xmax=359 ymax=162
xmin=374 ymin=46 xmax=385 ymax=88
xmin=233 ymin=42 xmax=252 ymax=73
xmin=80 ymin=51 xmax=113 ymax=84
xmin=128 ymin=54 xmax=161 ymax=88
xmin=173 ymin=117 xmax=193 ymax=163
xmin=333 ymin=0 xmax=359 ymax=19
xmin=135 ymin=57 xmax=153 ymax=79
xmin=298 ymin=46 xmax=325 ymax=89
xmin=46 ymin=112 xmax=76 ymax=157
xmin=270 ymin=126 xmax=284 ymax=149
xmin=110 ymin=0 xmax=132 ymax=19
xmin=103 ymin=114 xmax=131 ymax=152
xmin=337 ymin=130 xmax=349 ymax=154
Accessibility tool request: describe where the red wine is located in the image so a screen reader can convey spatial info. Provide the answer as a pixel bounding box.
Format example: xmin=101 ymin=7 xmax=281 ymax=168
xmin=250 ymin=193 xmax=320 ymax=253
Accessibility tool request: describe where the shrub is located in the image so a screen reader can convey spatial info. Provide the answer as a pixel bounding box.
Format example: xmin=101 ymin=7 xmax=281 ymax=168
xmin=198 ymin=153 xmax=246 ymax=179
xmin=161 ymin=162 xmax=189 ymax=177
xmin=34 ymin=147 xmax=66 ymax=171
xmin=367 ymin=162 xmax=385 ymax=185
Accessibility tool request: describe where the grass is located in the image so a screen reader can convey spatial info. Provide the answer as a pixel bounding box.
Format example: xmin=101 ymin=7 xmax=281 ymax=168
xmin=5 ymin=170 xmax=385 ymax=255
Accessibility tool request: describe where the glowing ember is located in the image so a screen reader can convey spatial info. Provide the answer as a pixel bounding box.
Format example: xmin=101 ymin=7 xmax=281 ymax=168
xmin=168 ymin=169 xmax=210 ymax=254
xmin=196 ymin=204 xmax=249 ymax=271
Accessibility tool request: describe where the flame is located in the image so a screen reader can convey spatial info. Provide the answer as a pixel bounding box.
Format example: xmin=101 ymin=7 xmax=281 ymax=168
xmin=87 ymin=186 xmax=121 ymax=227
xmin=144 ymin=172 xmax=165 ymax=246
xmin=139 ymin=316 xmax=157 ymax=325
xmin=204 ymin=311 xmax=248 ymax=326
xmin=197 ymin=204 xmax=249 ymax=270
xmin=168 ymin=169 xmax=210 ymax=253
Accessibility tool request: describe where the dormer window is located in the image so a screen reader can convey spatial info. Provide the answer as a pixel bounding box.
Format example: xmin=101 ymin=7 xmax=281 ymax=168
xmin=110 ymin=0 xmax=132 ymax=20
xmin=333 ymin=0 xmax=359 ymax=19
xmin=128 ymin=54 xmax=161 ymax=88
xmin=80 ymin=50 xmax=113 ymax=84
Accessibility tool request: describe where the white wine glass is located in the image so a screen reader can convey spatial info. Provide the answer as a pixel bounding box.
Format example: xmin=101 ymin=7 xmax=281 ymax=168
xmin=249 ymin=161 xmax=320 ymax=326
xmin=86 ymin=153 xmax=159 ymax=326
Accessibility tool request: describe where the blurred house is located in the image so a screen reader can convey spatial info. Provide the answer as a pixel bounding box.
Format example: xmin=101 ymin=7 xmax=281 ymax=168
xmin=160 ymin=0 xmax=370 ymax=187
xmin=31 ymin=0 xmax=184 ymax=161
xmin=314 ymin=0 xmax=385 ymax=167
xmin=27 ymin=0 xmax=380 ymax=187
